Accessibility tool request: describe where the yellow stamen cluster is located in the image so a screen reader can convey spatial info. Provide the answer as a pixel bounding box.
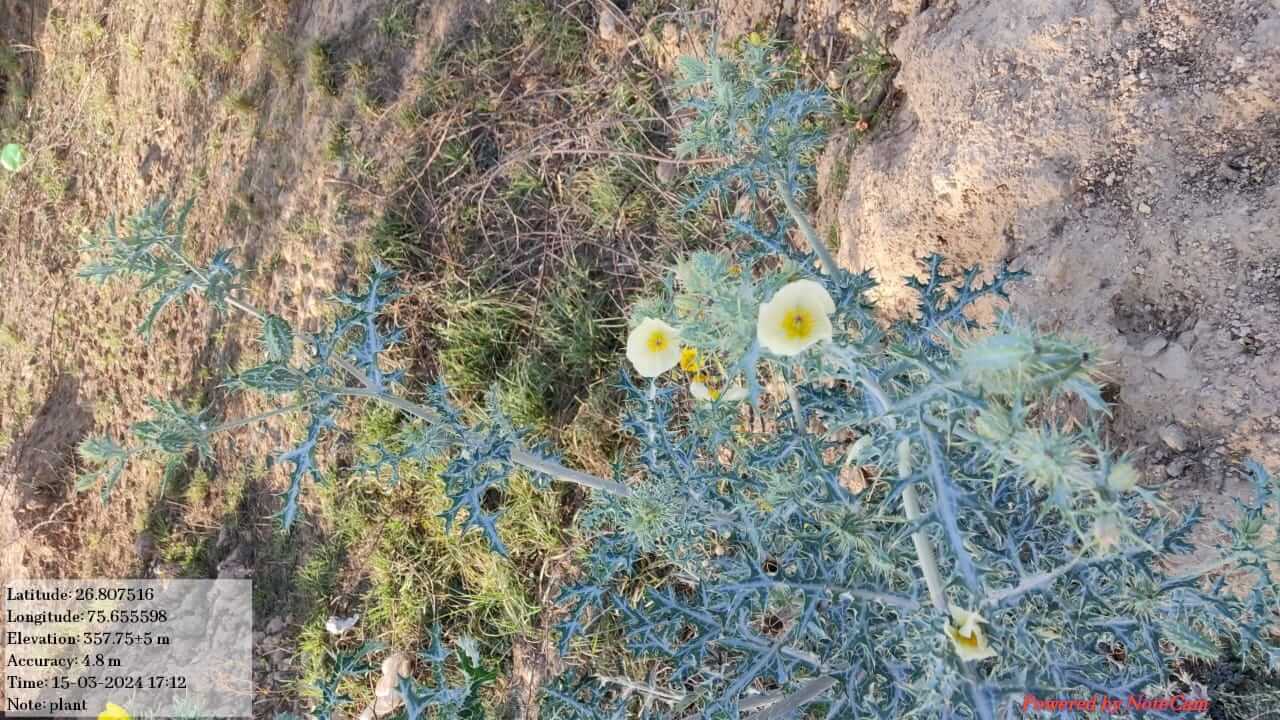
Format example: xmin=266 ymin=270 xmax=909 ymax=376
xmin=680 ymin=347 xmax=702 ymax=373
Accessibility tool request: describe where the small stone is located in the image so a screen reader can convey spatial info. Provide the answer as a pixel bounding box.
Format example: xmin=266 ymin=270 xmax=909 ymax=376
xmin=825 ymin=67 xmax=844 ymax=91
xmin=1137 ymin=202 xmax=1152 ymax=215
xmin=598 ymin=5 xmax=623 ymax=43
xmin=135 ymin=532 xmax=157 ymax=564
xmin=1150 ymin=342 xmax=1192 ymax=380
xmin=1139 ymin=336 xmax=1167 ymax=357
xmin=1158 ymin=423 xmax=1190 ymax=452
xmin=153 ymin=562 xmax=182 ymax=579
xmin=1166 ymin=455 xmax=1192 ymax=478
xmin=655 ymin=160 xmax=678 ymax=184
xmin=265 ymin=616 xmax=287 ymax=635
xmin=325 ymin=614 xmax=360 ymax=636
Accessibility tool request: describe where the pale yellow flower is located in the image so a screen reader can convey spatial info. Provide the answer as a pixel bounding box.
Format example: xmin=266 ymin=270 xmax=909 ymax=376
xmin=944 ymin=607 xmax=998 ymax=662
xmin=626 ymin=318 xmax=682 ymax=378
xmin=757 ymin=279 xmax=835 ymax=356
xmin=98 ymin=704 xmax=130 ymax=720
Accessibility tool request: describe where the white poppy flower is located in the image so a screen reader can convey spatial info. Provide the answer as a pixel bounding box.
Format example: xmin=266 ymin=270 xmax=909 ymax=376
xmin=626 ymin=318 xmax=682 ymax=377
xmin=690 ymin=381 xmax=715 ymax=401
xmin=757 ymin=279 xmax=835 ymax=356
xmin=944 ymin=607 xmax=998 ymax=662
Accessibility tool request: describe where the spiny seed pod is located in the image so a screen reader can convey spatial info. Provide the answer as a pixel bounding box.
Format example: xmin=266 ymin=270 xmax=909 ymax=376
xmin=1010 ymin=427 xmax=1086 ymax=493
xmin=1106 ymin=461 xmax=1139 ymax=493
xmin=960 ymin=334 xmax=1034 ymax=375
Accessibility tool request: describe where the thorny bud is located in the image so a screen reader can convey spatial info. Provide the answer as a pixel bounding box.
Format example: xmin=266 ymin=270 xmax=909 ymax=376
xmin=1107 ymin=461 xmax=1140 ymax=493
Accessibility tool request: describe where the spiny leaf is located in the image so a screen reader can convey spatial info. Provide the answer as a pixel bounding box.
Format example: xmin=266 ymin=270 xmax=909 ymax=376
xmin=262 ymin=314 xmax=294 ymax=363
xmin=232 ymin=362 xmax=307 ymax=394
xmin=1162 ymin=621 xmax=1220 ymax=661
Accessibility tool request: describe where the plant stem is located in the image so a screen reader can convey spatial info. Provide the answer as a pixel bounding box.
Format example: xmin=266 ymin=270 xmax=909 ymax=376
xmin=206 ymin=401 xmax=315 ymax=435
xmin=772 ymin=170 xmax=838 ymax=276
xmin=902 ymin=483 xmax=947 ymax=613
xmin=333 ymin=387 xmax=632 ymax=497
xmin=863 ymin=372 xmax=947 ymax=613
xmin=919 ymin=415 xmax=984 ymax=594
xmin=742 ymin=675 xmax=836 ymax=719
xmin=785 ymin=380 xmax=805 ymax=429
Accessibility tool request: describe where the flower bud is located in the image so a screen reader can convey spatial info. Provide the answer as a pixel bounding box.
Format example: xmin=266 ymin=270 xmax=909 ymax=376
xmin=1106 ymin=462 xmax=1139 ymax=493
xmin=961 ymin=334 xmax=1033 ymax=372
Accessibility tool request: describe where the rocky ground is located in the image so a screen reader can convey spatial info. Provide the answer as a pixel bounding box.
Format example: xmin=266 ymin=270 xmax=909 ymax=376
xmin=814 ymin=0 xmax=1279 ymax=533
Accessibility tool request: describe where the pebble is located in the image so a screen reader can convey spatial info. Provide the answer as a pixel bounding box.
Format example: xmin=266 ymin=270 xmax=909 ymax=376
xmin=1137 ymin=202 xmax=1152 ymax=215
xmin=1140 ymin=336 xmax=1168 ymax=357
xmin=656 ymin=160 xmax=678 ymax=184
xmin=598 ymin=5 xmax=623 ymax=43
xmin=135 ymin=532 xmax=156 ymax=564
xmin=1151 ymin=342 xmax=1192 ymax=380
xmin=826 ymin=68 xmax=844 ymax=91
xmin=265 ymin=616 xmax=287 ymax=635
xmin=1166 ymin=455 xmax=1192 ymax=478
xmin=1159 ymin=423 xmax=1190 ymax=452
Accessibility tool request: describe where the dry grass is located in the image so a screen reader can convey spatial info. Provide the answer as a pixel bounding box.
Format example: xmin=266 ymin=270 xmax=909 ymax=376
xmin=0 ymin=0 xmax=729 ymax=715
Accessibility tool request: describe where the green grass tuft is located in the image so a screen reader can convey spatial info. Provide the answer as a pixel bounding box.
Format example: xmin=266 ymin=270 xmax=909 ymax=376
xmin=369 ymin=209 xmax=421 ymax=268
xmin=376 ymin=1 xmax=418 ymax=45
xmin=306 ymin=40 xmax=340 ymax=96
xmin=511 ymin=0 xmax=588 ymax=77
xmin=435 ymin=285 xmax=525 ymax=399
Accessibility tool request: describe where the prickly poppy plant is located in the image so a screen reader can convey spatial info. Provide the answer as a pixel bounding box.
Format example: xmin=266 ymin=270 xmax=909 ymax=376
xmin=76 ymin=43 xmax=1277 ymax=719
